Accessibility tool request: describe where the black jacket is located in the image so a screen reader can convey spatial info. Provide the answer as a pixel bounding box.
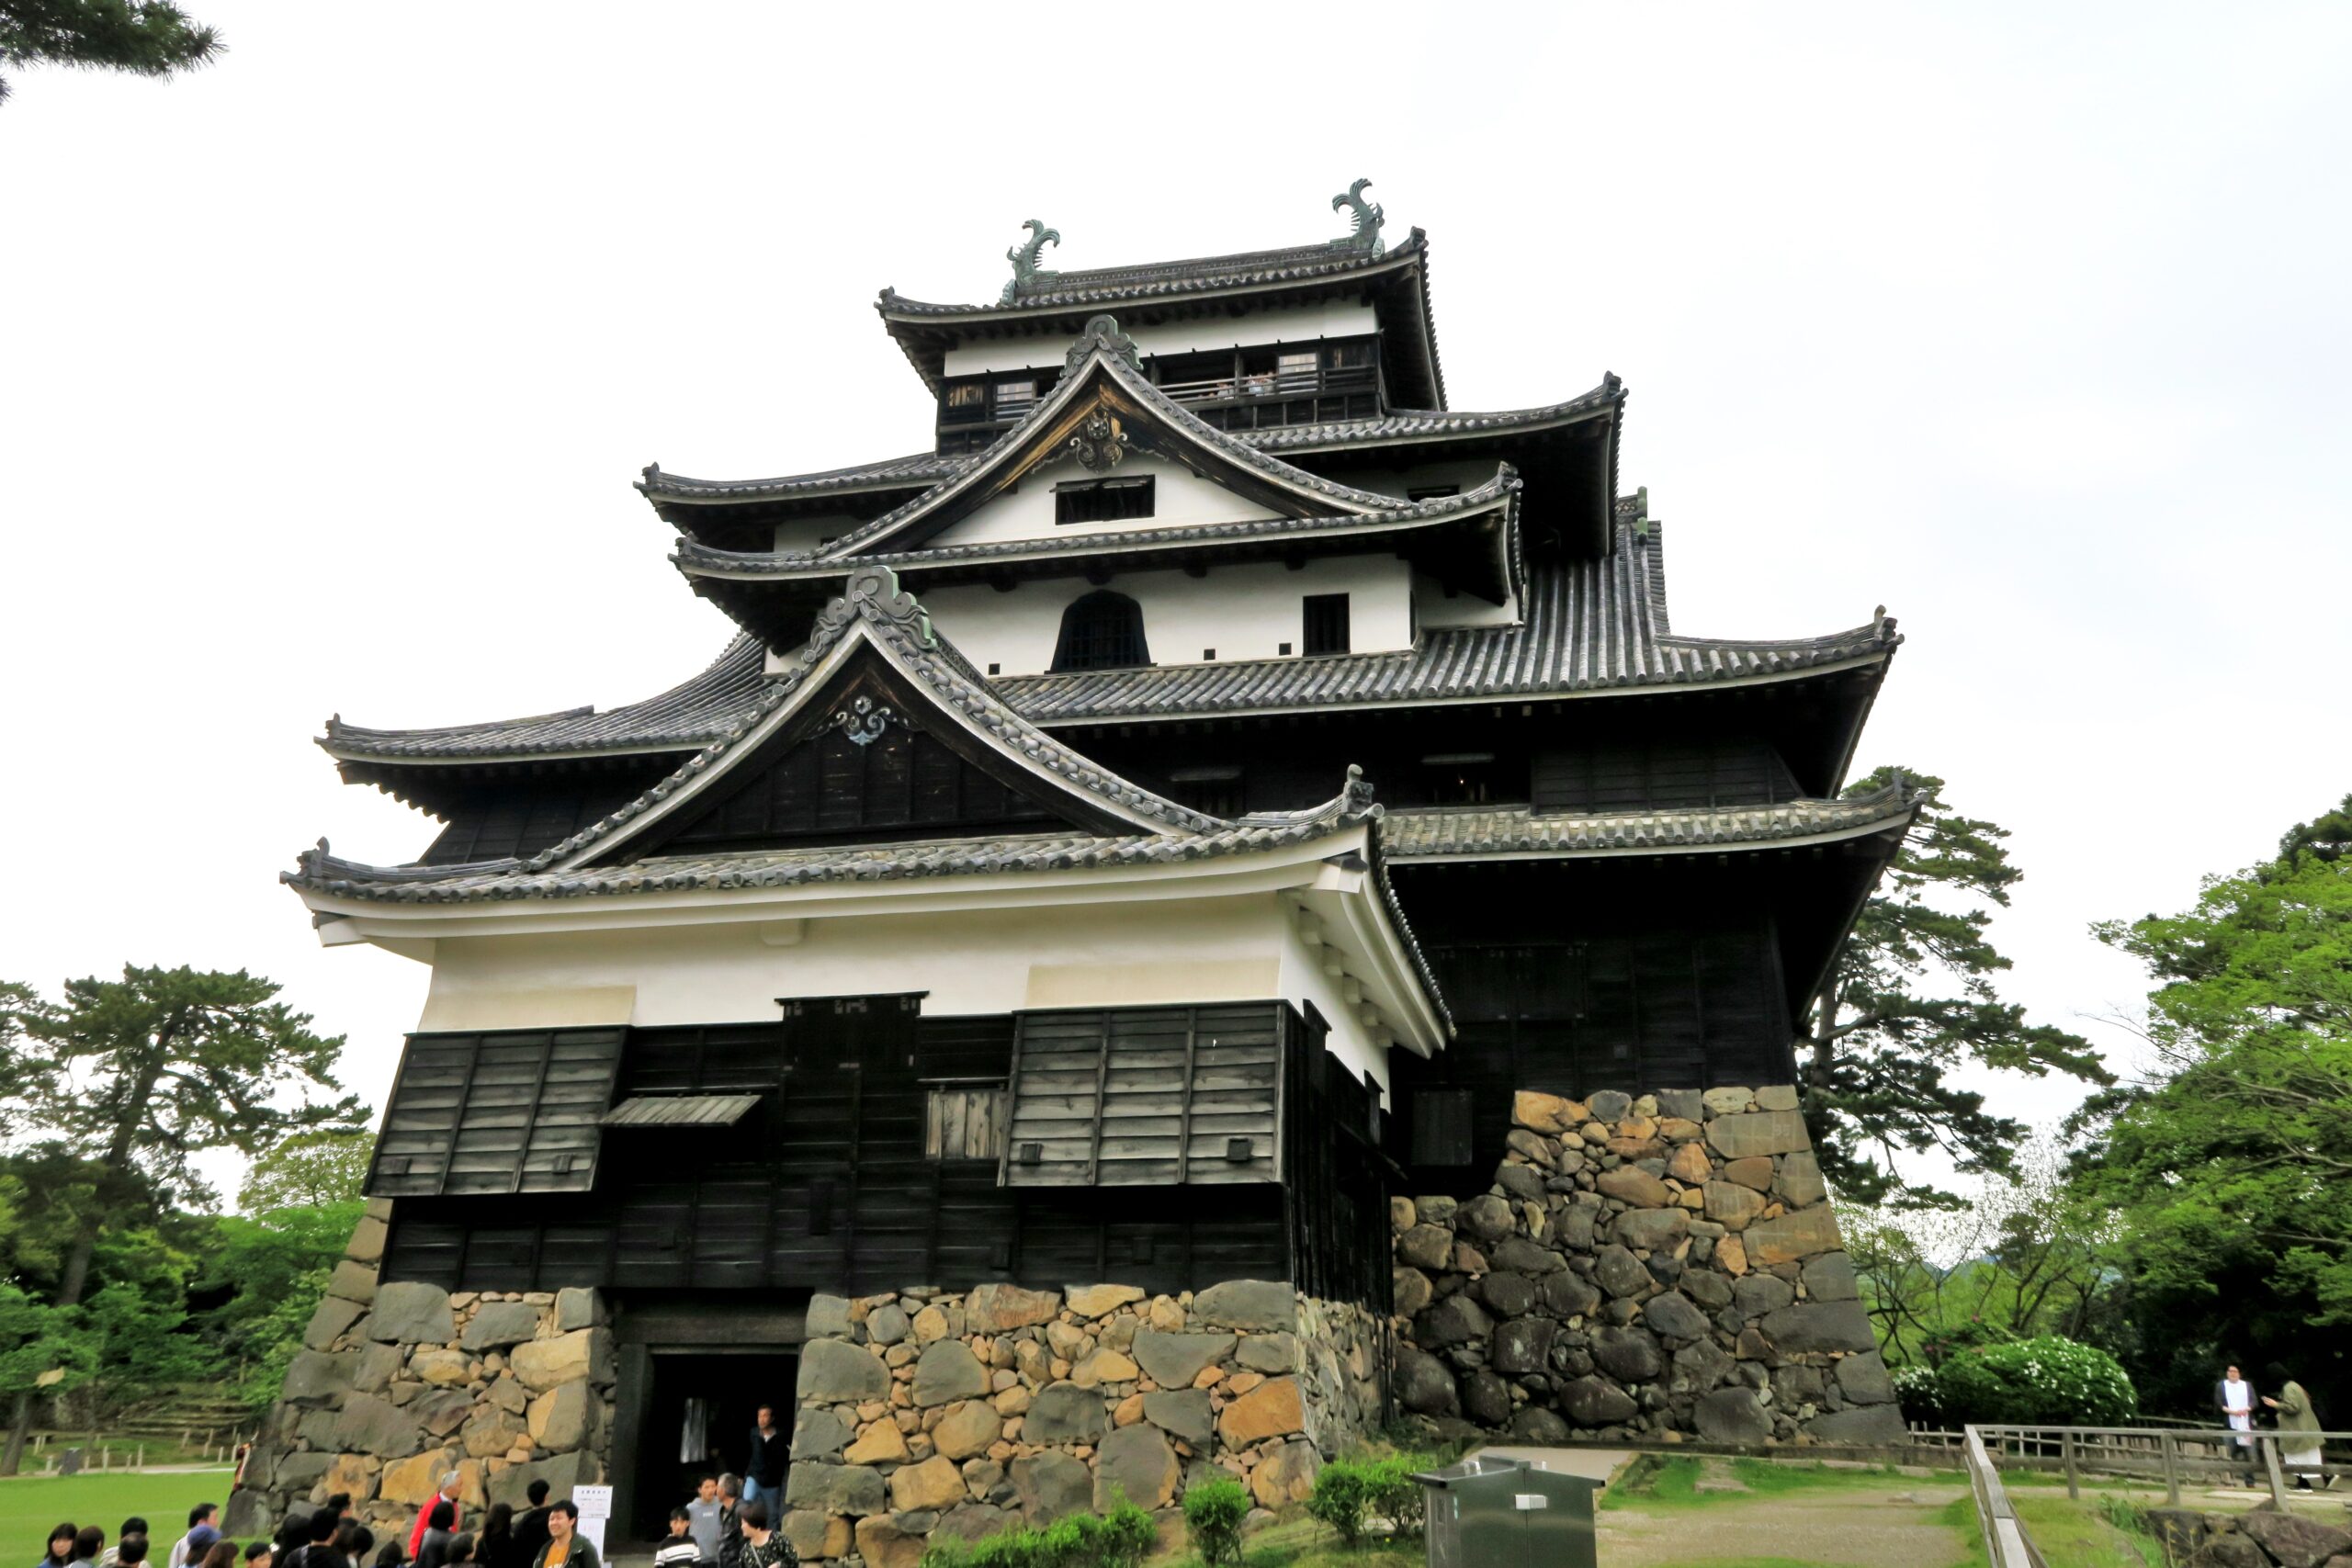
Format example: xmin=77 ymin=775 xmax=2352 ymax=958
xmin=745 ymin=1426 xmax=786 ymax=1491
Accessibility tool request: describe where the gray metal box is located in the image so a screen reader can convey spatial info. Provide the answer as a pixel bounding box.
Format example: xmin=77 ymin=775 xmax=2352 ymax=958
xmin=1413 ymin=1453 xmax=1599 ymax=1568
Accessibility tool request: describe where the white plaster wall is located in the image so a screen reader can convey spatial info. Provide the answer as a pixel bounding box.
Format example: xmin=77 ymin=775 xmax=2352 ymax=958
xmin=414 ymin=891 xmax=1390 ymax=1072
xmin=942 ymin=302 xmax=1380 ymax=378
xmin=769 ymin=513 xmax=867 ymax=554
xmin=920 ymin=554 xmax=1414 ymax=676
xmin=925 ymin=457 xmax=1279 ymax=549
xmin=1276 ymin=916 xmax=1392 ymax=1098
xmin=1319 ymin=457 xmax=1503 ymax=502
xmin=1416 ymin=572 xmax=1521 ymax=630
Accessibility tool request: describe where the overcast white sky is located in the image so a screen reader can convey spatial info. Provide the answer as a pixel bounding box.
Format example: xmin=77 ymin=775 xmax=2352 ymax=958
xmin=6 ymin=4 xmax=2348 ymax=1198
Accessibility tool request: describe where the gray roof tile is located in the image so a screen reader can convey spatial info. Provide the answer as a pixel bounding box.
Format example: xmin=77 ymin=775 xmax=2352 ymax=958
xmin=1382 ymin=785 xmax=1917 ymax=860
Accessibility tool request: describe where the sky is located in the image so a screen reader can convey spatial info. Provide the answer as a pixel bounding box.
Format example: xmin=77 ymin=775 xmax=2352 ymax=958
xmin=5 ymin=3 xmax=2348 ymax=1201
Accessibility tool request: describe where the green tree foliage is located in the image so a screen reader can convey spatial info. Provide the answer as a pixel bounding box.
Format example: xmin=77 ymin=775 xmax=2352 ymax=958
xmin=0 ymin=0 xmax=221 ymax=105
xmin=1 ymin=966 xmax=363 ymax=1472
xmin=1901 ymin=1336 xmax=2137 ymax=1427
xmin=1181 ymin=1478 xmax=1250 ymax=1568
xmin=1798 ymin=768 xmax=2109 ymax=1206
xmin=1840 ymin=1139 xmax=2121 ymax=1366
xmin=2073 ymin=793 xmax=2352 ymax=1417
xmin=239 ymin=1130 xmax=373 ymax=1214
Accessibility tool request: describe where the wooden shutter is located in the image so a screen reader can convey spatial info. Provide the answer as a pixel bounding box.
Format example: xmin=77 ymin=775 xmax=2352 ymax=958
xmin=366 ymin=1028 xmax=624 ymax=1198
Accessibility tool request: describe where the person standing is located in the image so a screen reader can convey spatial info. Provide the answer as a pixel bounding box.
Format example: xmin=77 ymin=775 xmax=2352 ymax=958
xmin=414 ymin=1504 xmax=458 ymax=1568
xmin=732 ymin=1506 xmax=795 ymax=1568
xmin=509 ymin=1483 xmax=552 ymax=1568
xmin=475 ymin=1505 xmax=520 ymax=1568
xmin=100 ymin=1520 xmax=149 ymax=1568
xmin=68 ymin=1529 xmax=107 ymax=1568
xmin=526 ymin=1505 xmax=596 ymax=1568
xmin=2217 ymin=1365 xmax=2259 ymax=1483
xmin=2263 ymin=1363 xmax=2327 ymax=1490
xmin=41 ymin=1526 xmax=80 ymax=1568
xmin=651 ymin=1511 xmax=700 ymax=1568
xmin=683 ymin=1479 xmax=723 ymax=1566
xmin=743 ymin=1409 xmax=785 ymax=1509
xmin=171 ymin=1509 xmax=220 ymax=1568
xmin=409 ymin=1478 xmax=462 ymax=1562
xmin=712 ymin=1479 xmax=742 ymax=1568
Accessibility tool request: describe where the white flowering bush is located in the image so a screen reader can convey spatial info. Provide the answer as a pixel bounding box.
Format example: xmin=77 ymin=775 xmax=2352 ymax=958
xmin=1931 ymin=1335 xmax=2136 ymax=1426
xmin=1891 ymin=1361 xmax=1947 ymax=1422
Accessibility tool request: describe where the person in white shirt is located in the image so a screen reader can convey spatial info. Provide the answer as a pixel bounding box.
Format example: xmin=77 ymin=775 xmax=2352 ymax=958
xmin=2216 ymin=1364 xmax=2257 ymax=1484
xmin=171 ymin=1509 xmax=220 ymax=1568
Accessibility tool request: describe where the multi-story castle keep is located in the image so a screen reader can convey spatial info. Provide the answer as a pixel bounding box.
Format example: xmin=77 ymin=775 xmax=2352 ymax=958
xmin=241 ymin=188 xmax=1912 ymax=1561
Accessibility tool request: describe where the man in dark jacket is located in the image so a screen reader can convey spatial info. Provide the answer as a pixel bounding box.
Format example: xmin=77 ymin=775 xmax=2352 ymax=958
xmin=510 ymin=1483 xmax=553 ymax=1568
xmin=743 ymin=1409 xmax=785 ymax=1508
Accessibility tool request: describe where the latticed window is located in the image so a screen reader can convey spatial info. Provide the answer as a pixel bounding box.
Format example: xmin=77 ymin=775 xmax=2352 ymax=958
xmin=1055 ymin=477 xmax=1155 ymax=525
xmin=1302 ymin=592 xmax=1351 ymax=656
xmin=1052 ymin=590 xmax=1151 ymax=671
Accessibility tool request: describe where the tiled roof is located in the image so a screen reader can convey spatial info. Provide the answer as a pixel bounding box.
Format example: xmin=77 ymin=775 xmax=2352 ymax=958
xmin=877 ymin=230 xmax=1429 ymax=320
xmin=994 ymin=524 xmax=1898 ymax=723
xmin=322 ymin=633 xmax=772 ymax=762
xmin=1382 ymin=784 xmax=1918 ymax=861
xmin=322 ymin=516 xmax=1900 ymax=763
xmin=637 ymin=380 xmax=1621 ymax=509
xmin=671 ymin=470 xmax=1520 ymax=582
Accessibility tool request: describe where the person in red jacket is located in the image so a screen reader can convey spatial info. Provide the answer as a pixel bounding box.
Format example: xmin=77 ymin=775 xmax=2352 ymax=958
xmin=407 ymin=1476 xmax=462 ymax=1561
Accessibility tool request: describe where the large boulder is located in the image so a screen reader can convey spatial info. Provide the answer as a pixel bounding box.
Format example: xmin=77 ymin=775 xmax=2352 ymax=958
xmin=1801 ymin=1252 xmax=1860 ymax=1303
xmin=1642 ymin=1292 xmax=1712 ymax=1342
xmin=1732 ymin=1274 xmax=1796 ymax=1318
xmin=1393 ymin=1348 xmax=1457 ymax=1416
xmin=1705 ymin=1111 xmax=1812 ymax=1160
xmin=797 ymin=1338 xmax=888 ymax=1402
xmin=509 ymin=1328 xmax=610 ymax=1391
xmin=1834 ymin=1352 xmax=1896 ymax=1406
xmin=1416 ymin=1294 xmax=1491 ymax=1348
xmin=1693 ymin=1387 xmax=1770 ymax=1445
xmin=526 ymin=1381 xmax=596 ymax=1450
xmin=1023 ymin=1382 xmax=1108 ymax=1445
xmin=1594 ymin=1246 xmax=1651 ymax=1298
xmin=1776 ymin=1152 xmax=1828 ymax=1208
xmin=1489 ymin=1238 xmax=1566 ymax=1276
xmin=1804 ymin=1405 xmax=1907 ymax=1446
xmin=1613 ymin=1207 xmax=1690 ymax=1251
xmin=852 ymin=1517 xmax=925 ymax=1568
xmin=1455 ymin=1195 xmax=1517 ymax=1243
xmin=1479 ymin=1272 xmax=1538 ymax=1318
xmin=2235 ymin=1509 xmax=2352 ymax=1568
xmin=1490 ymin=1316 xmax=1556 ymax=1377
xmin=1591 ymin=1326 xmax=1664 ymax=1383
xmin=367 ymin=1282 xmax=455 ymax=1345
xmin=1543 ymin=1271 xmax=1602 ymax=1318
xmin=1597 ymin=1168 xmax=1672 ymax=1208
xmin=1094 ymin=1425 xmax=1181 ymax=1510
xmin=303 ymin=1297 xmax=365 ymax=1351
xmin=1193 ymin=1280 xmax=1297 ymax=1333
xmin=888 ymin=1454 xmax=966 ymax=1512
xmin=487 ymin=1452 xmax=594 ymax=1511
xmin=1396 ymin=1224 xmax=1454 ymax=1270
xmin=1132 ymin=1328 xmax=1235 ymax=1389
xmin=1758 ymin=1302 xmax=1877 ymax=1355
xmin=1510 ymin=1406 xmax=1572 ymax=1444
xmin=331 ymin=1393 xmax=425 ymax=1459
xmin=1743 ymin=1207 xmax=1844 ymax=1266
xmin=786 ymin=1461 xmax=888 ymax=1517
xmin=790 ymin=1407 xmax=850 ymax=1461
xmin=554 ymin=1287 xmax=603 ymax=1332
xmin=1250 ymin=1440 xmax=1321 ymax=1507
xmin=964 ymin=1283 xmax=1061 ymax=1332
xmin=932 ymin=1506 xmax=1015 ymax=1547
xmin=1460 ymin=1371 xmax=1513 ymax=1428
xmin=380 ymin=1447 xmax=459 ymax=1506
xmin=1142 ymin=1389 xmax=1214 ymax=1447
xmin=1010 ymin=1451 xmax=1092 ymax=1526
xmin=459 ymin=1301 xmax=542 ymax=1351
xmin=282 ymin=1350 xmax=357 ymax=1403
xmin=912 ymin=1340 xmax=990 ymax=1407
xmin=933 ymin=1401 xmax=1001 ymax=1461
xmin=1216 ymin=1377 xmax=1304 ymax=1445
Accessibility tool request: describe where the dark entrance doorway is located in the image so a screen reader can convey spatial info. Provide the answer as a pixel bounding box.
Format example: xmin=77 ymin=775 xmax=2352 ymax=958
xmin=619 ymin=1348 xmax=797 ymax=1541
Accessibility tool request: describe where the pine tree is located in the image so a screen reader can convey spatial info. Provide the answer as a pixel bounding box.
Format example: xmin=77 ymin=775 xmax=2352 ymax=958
xmin=1 ymin=0 xmax=221 ymax=106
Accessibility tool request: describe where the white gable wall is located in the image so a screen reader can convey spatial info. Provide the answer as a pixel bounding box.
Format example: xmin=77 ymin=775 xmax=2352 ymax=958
xmin=942 ymin=301 xmax=1380 ymax=379
xmin=924 ymin=457 xmax=1280 ymax=548
xmin=921 ymin=553 xmax=1413 ymax=678
xmin=413 ymin=891 xmax=1392 ymax=1091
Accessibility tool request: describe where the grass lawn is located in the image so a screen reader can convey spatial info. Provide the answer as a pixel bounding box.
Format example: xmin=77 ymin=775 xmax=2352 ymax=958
xmin=1 ymin=1471 xmax=238 ymax=1563
xmin=1601 ymin=1455 xmax=1921 ymax=1509
xmin=2008 ymin=1495 xmax=2161 ymax=1568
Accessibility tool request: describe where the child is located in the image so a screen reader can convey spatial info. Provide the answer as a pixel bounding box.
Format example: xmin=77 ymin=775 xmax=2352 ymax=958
xmin=651 ymin=1511 xmax=699 ymax=1568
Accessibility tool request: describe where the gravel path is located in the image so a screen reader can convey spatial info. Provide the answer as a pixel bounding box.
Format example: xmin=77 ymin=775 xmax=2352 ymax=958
xmin=1597 ymin=1480 xmax=1978 ymax=1567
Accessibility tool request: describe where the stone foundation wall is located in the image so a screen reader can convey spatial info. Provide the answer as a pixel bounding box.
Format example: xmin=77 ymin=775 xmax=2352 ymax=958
xmin=1390 ymin=1084 xmax=1903 ymax=1449
xmin=784 ymin=1280 xmax=1382 ymax=1566
xmin=225 ymin=1201 xmax=614 ymax=1539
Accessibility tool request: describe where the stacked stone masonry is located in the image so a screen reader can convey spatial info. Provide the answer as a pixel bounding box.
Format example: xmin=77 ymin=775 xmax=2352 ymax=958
xmin=784 ymin=1281 xmax=1381 ymax=1566
xmin=1390 ymin=1084 xmax=1905 ymax=1448
xmin=2146 ymin=1505 xmax=2352 ymax=1568
xmin=225 ymin=1201 xmax=614 ymax=1540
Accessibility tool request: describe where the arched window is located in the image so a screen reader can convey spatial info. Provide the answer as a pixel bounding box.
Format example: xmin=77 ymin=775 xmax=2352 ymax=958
xmin=1051 ymin=590 xmax=1150 ymax=671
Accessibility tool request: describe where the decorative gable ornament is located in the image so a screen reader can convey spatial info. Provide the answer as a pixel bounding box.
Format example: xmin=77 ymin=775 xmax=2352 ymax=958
xmin=831 ymin=694 xmax=898 ymax=746
xmin=1001 ymin=219 xmax=1060 ymax=303
xmin=1329 ymin=178 xmax=1384 ymax=254
xmin=1069 ymin=410 xmax=1128 ymax=473
xmin=1064 ymin=312 xmax=1142 ymax=373
xmin=808 ymin=564 xmax=936 ymax=654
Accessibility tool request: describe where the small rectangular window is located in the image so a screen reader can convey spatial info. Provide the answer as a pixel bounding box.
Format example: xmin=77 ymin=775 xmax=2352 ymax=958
xmin=1302 ymin=593 xmax=1351 ymax=657
xmin=944 ymin=382 xmax=987 ymax=409
xmin=994 ymin=378 xmax=1037 ymax=416
xmin=1056 ymin=477 xmax=1156 ymax=525
xmin=1411 ymin=1089 xmax=1475 ymax=1166
xmin=1422 ymin=752 xmax=1497 ymax=805
xmin=924 ymin=1082 xmax=1008 ymax=1161
xmin=1327 ymin=341 xmax=1375 ymax=370
xmin=1275 ymin=350 xmax=1318 ymax=391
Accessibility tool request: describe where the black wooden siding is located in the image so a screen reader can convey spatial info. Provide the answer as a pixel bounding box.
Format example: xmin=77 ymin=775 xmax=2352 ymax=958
xmin=658 ymin=718 xmax=1056 ymax=852
xmin=1532 ymin=736 xmax=1802 ymax=814
xmin=367 ymin=1029 xmax=624 ymax=1198
xmin=377 ymin=1002 xmax=1353 ymax=1302
xmin=1001 ymin=1004 xmax=1282 ymax=1188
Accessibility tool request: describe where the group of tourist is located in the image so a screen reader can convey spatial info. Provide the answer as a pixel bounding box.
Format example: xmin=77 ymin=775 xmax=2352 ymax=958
xmin=653 ymin=1472 xmax=796 ymax=1568
xmin=2215 ymin=1362 xmax=2334 ymax=1489
xmin=32 ymin=1481 xmax=602 ymax=1568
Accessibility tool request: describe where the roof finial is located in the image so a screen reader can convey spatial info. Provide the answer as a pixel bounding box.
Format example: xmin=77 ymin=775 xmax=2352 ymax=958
xmin=1065 ymin=313 xmax=1142 ymax=375
xmin=1329 ymin=179 xmax=1384 ymax=254
xmin=1001 ymin=219 xmax=1061 ymax=304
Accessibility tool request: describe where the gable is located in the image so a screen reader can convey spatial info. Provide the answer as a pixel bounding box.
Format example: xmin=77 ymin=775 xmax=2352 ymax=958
xmin=618 ymin=655 xmax=1095 ymax=858
xmin=923 ymin=456 xmax=1285 ymax=552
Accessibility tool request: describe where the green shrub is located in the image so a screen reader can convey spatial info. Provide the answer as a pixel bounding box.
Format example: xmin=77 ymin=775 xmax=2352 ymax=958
xmin=1918 ymin=1336 xmax=2137 ymax=1427
xmin=1307 ymin=1455 xmax=1430 ymax=1545
xmin=1182 ymin=1476 xmax=1250 ymax=1568
xmin=916 ymin=1499 xmax=1155 ymax=1568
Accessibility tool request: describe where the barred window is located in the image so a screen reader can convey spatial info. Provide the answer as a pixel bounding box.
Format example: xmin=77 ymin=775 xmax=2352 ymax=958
xmin=1302 ymin=592 xmax=1351 ymax=656
xmin=1056 ymin=477 xmax=1155 ymax=525
xmin=1052 ymin=590 xmax=1151 ymax=671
